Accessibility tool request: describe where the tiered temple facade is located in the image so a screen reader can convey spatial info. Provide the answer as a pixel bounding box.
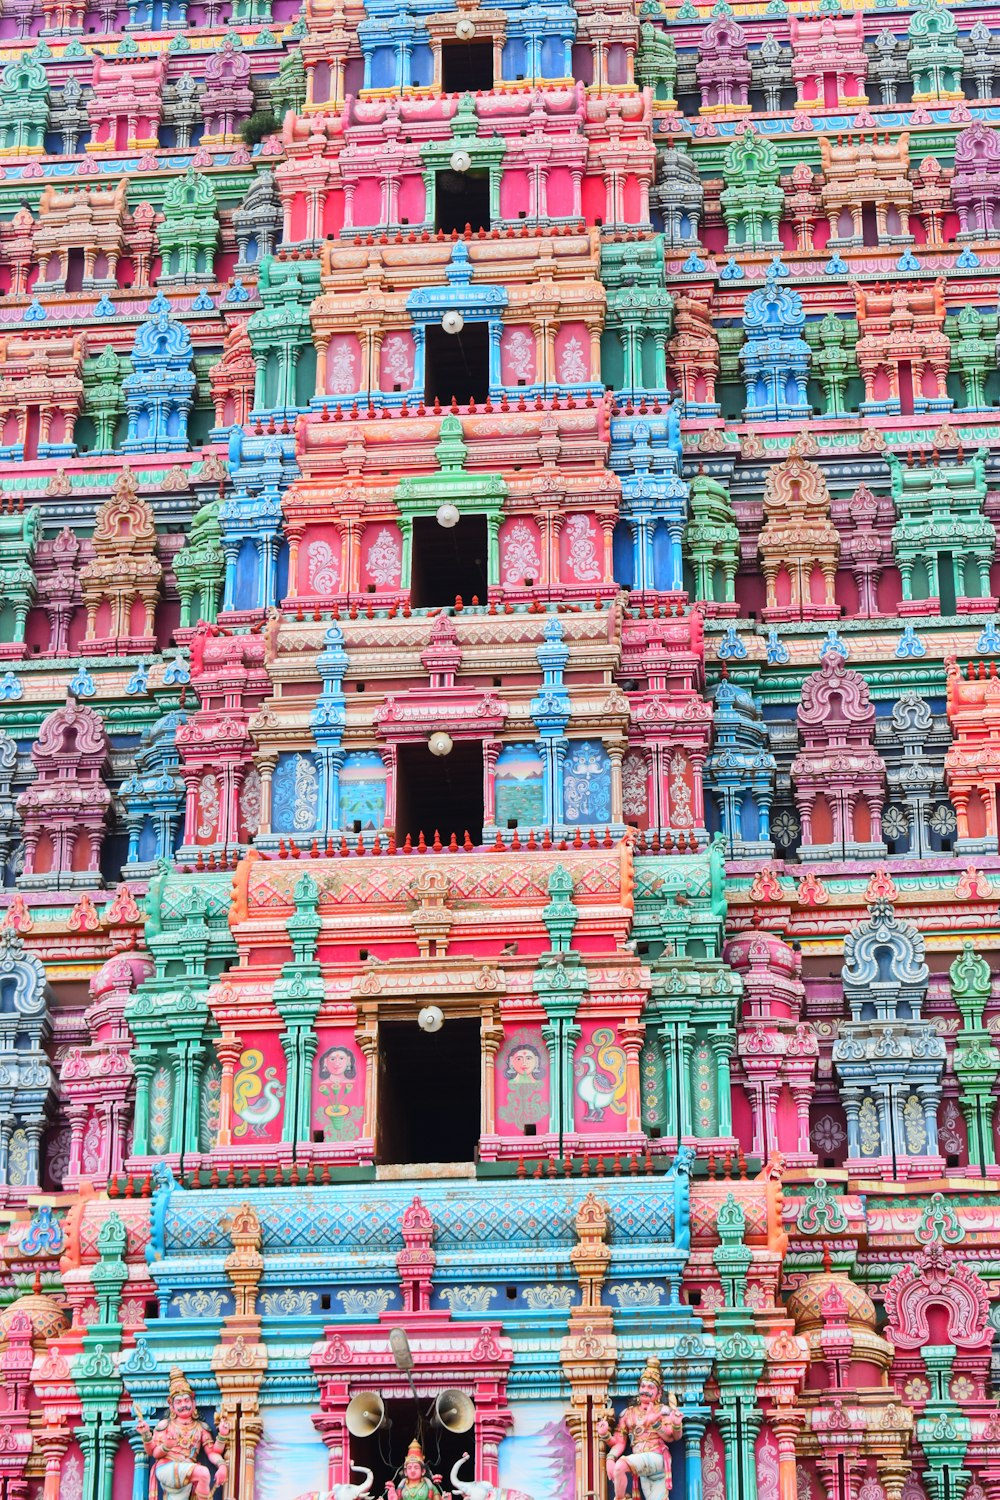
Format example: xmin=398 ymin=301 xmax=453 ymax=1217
xmin=3 ymin=0 xmax=1000 ymax=1497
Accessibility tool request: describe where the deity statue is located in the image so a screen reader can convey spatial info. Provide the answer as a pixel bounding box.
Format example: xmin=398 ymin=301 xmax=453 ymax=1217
xmin=598 ymin=1357 xmax=683 ymax=1500
xmin=385 ymin=1440 xmax=450 ymax=1500
xmin=133 ymin=1367 xmax=229 ymax=1499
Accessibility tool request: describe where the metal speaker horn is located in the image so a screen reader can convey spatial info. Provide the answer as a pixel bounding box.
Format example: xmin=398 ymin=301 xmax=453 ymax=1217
xmin=433 ymin=1390 xmax=475 ymax=1434
xmin=346 ymin=1392 xmax=386 ymax=1438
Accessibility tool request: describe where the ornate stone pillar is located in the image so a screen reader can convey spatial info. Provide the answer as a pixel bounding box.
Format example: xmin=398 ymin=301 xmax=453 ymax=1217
xmin=481 ymin=1018 xmax=503 ymax=1138
xmin=215 ymin=1032 xmax=242 ymax=1148
xmin=357 ymin=1015 xmax=380 ymax=1142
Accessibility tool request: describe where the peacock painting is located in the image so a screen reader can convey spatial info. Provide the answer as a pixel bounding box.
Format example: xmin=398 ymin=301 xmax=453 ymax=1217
xmin=233 ymin=1047 xmax=285 ymax=1139
xmin=574 ymin=1027 xmax=627 ymax=1122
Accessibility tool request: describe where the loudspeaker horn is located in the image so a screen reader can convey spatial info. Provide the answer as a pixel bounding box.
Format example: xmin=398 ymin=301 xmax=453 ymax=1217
xmin=433 ymin=1390 xmax=475 ymax=1433
xmin=346 ymin=1392 xmax=386 ymax=1438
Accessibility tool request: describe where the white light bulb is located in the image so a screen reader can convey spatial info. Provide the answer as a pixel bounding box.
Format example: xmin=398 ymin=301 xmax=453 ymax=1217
xmin=436 ymin=502 xmax=461 ymax=528
xmin=450 ymin=149 xmax=472 ymax=173
xmin=455 ymin=18 xmax=476 ymax=38
xmin=428 ymin=730 xmax=454 ymax=757
xmin=441 ymin=310 xmax=465 ymax=335
xmin=418 ymin=1004 xmax=445 ymax=1032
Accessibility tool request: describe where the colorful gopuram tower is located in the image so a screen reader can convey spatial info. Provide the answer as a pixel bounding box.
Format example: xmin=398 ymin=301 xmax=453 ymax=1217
xmin=3 ymin=0 xmax=1000 ymax=1496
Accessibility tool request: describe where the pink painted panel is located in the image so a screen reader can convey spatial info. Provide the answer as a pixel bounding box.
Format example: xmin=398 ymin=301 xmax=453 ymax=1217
xmin=323 ymin=189 xmax=345 ymax=238
xmin=545 ymin=165 xmax=574 ymax=217
xmin=326 ymin=334 xmax=361 ymax=397
xmin=352 ymin=177 xmax=382 ymax=229
xmin=232 ymin=1033 xmax=287 ymax=1144
xmin=360 ymin=523 xmax=403 ymax=591
xmin=299 ymin=528 xmax=343 ymax=595
xmin=290 ymin=192 xmax=308 ymax=241
xmin=559 ymin=512 xmax=603 ymax=584
xmin=774 ymin=567 xmax=792 ymax=607
xmin=501 ymin=325 xmax=537 ymax=386
xmin=622 ymin=173 xmax=642 ymax=224
xmin=555 ymin=322 xmax=590 ymax=384
xmin=194 ymin=771 xmax=221 ymax=844
xmin=112 ymin=1440 xmax=135 ymax=1500
xmin=95 ymin=599 xmax=114 ymax=638
xmin=701 ymin=1428 xmax=726 ymax=1498
xmin=834 ymin=569 xmax=859 ymax=615
xmin=312 ymin=1029 xmax=366 ymax=1143
xmin=573 ymin=1022 xmax=628 ymax=1133
xmin=755 ymin=1426 xmax=780 ymax=1500
xmin=665 ymin=750 xmax=695 ymax=828
xmin=129 ymin=596 xmax=147 ymax=638
xmin=731 ymin=1083 xmax=755 ymax=1155
xmin=495 ymin=1025 xmax=550 ymax=1136
xmin=582 ymin=175 xmax=606 ymax=225
xmin=61 ymin=1443 xmax=85 ymax=1498
xmin=379 ymin=331 xmax=415 ymax=393
xmin=775 ymin=1083 xmax=800 ymax=1154
xmin=399 ymin=175 xmax=427 ymax=226
xmin=500 ymin=517 xmax=543 ymax=588
xmin=500 ymin=169 xmax=530 ymax=220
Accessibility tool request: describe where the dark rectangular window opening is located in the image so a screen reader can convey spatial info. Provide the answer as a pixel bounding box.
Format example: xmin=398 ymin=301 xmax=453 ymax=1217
xmin=350 ymin=1398 xmax=471 ymax=1498
xmin=377 ymin=1017 xmax=481 ymax=1164
xmin=394 ymin=737 xmax=484 ymax=846
xmin=410 ymin=511 xmax=488 ymax=609
xmin=66 ymin=246 xmax=86 ymax=293
xmin=424 ymin=319 xmax=490 ymax=406
xmin=442 ymin=39 xmax=494 ymax=92
xmin=938 ymin=551 xmax=956 ymax=615
xmin=861 ymin=204 xmax=878 ymax=247
xmin=435 ymin=168 xmax=491 ymax=234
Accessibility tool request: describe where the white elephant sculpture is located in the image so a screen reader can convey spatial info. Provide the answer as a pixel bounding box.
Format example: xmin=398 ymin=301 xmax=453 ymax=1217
xmin=449 ymin=1454 xmax=535 ymax=1500
xmin=294 ymin=1462 xmax=375 ymax=1500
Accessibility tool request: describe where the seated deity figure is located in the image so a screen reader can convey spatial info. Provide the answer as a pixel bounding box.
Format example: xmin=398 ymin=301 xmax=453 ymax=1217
xmin=133 ymin=1367 xmax=229 ymax=1500
xmin=385 ymin=1440 xmax=450 ymax=1500
xmin=598 ymin=1356 xmax=684 ymax=1500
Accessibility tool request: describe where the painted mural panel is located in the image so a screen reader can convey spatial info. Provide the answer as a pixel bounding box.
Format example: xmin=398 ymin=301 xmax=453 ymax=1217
xmin=258 ymin=1407 xmax=330 ymax=1500
xmin=500 ymin=517 xmax=543 ymax=589
xmin=499 ymin=1403 xmax=576 ymax=1500
xmin=232 ymin=1034 xmax=286 ymax=1143
xmin=299 ymin=529 xmax=342 ymax=596
xmin=312 ymin=1029 xmax=366 ymax=1143
xmin=360 ymin=523 xmax=402 ymax=591
xmin=340 ymin=749 xmax=386 ymax=831
xmin=495 ymin=1025 xmax=550 ymax=1134
xmin=272 ymin=751 xmax=321 ymax=835
xmin=573 ymin=1022 xmax=628 ymax=1133
xmin=495 ymin=742 xmax=545 ymax=829
xmin=560 ymin=512 xmax=602 ymax=584
xmin=563 ymin=740 xmax=611 ymax=825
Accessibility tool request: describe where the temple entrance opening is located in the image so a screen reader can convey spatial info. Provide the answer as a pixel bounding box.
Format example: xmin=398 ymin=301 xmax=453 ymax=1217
xmin=394 ymin=738 xmax=485 ymax=846
xmin=435 ymin=168 xmax=491 ymax=234
xmin=377 ymin=1017 xmax=481 ymax=1164
xmin=424 ymin=320 xmax=491 ymax=405
xmin=410 ymin=512 xmax=488 ymax=608
xmin=350 ymin=1399 xmax=471 ymax=1497
xmin=442 ymin=39 xmax=494 ymax=92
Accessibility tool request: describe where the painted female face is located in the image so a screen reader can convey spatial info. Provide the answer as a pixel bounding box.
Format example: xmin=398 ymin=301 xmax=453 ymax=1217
xmin=510 ymin=1046 xmax=540 ymax=1077
xmin=404 ymin=1459 xmax=424 ymax=1481
xmin=323 ymin=1048 xmax=352 ymax=1079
